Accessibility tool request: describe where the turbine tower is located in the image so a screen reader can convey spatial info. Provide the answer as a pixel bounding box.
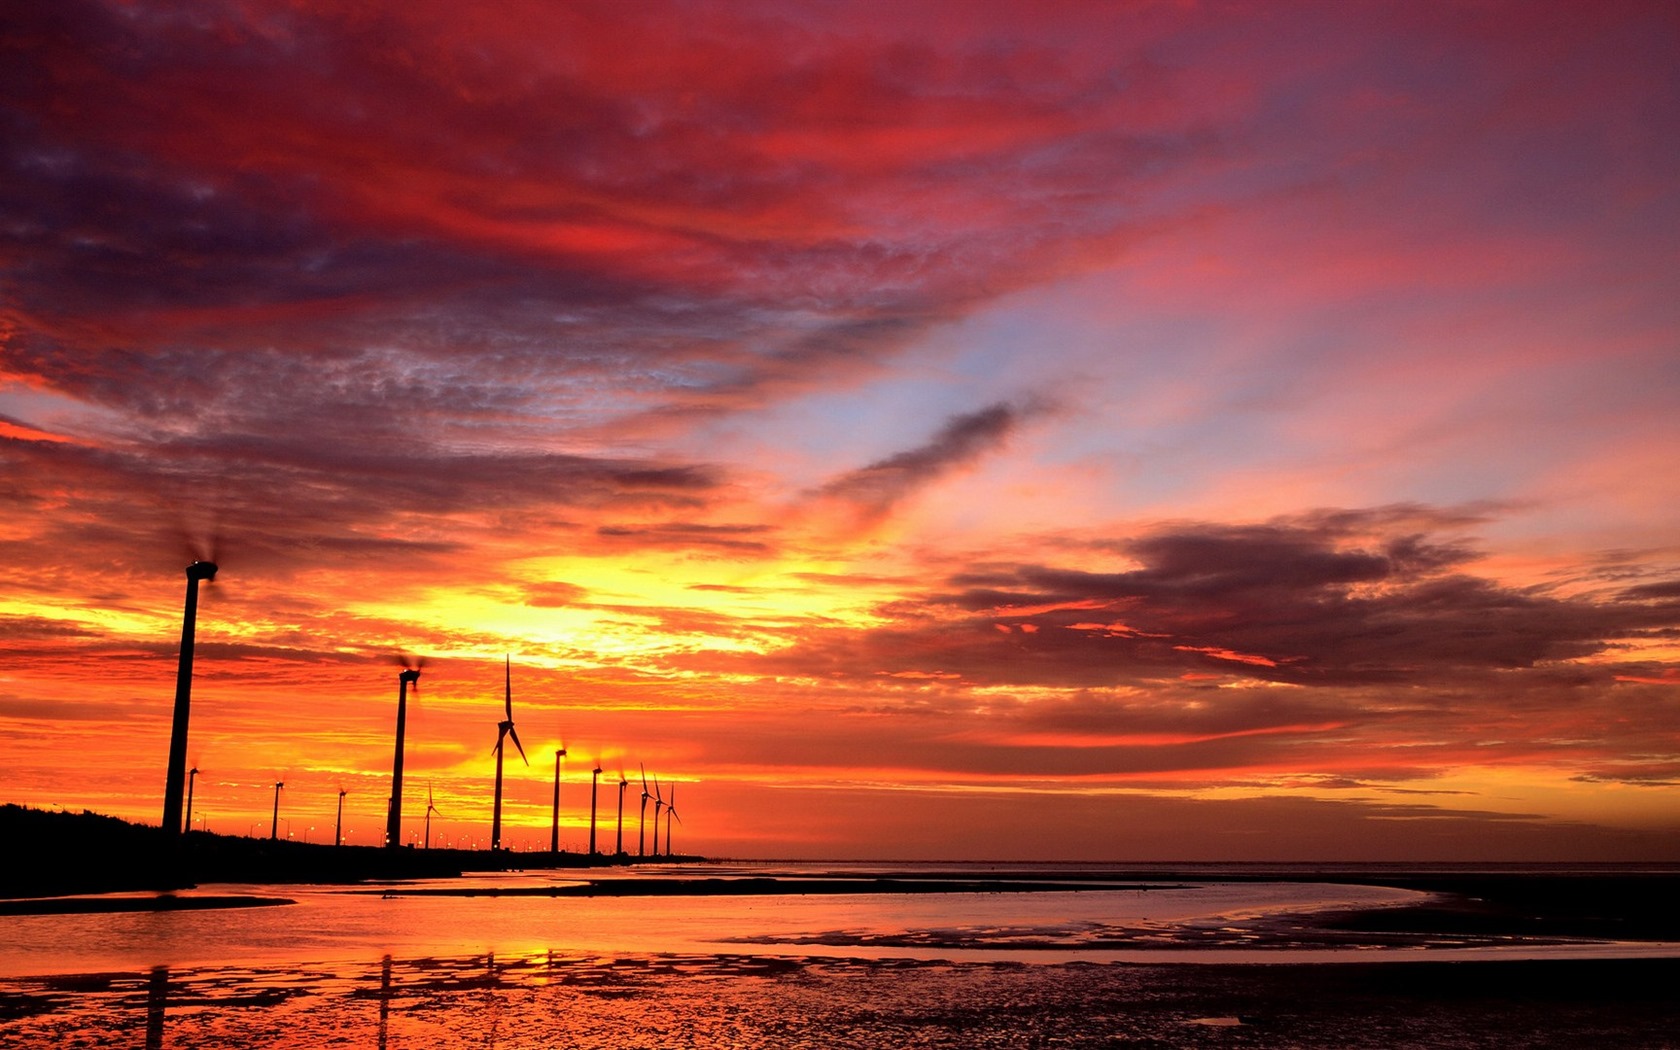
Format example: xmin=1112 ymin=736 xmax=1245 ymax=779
xmin=665 ymin=783 xmax=681 ymax=858
xmin=269 ymin=780 xmax=284 ymax=841
xmin=550 ymin=743 xmax=567 ymax=853
xmin=386 ymin=662 xmax=422 ymax=848
xmin=588 ymin=762 xmax=602 ymax=856
xmin=161 ymin=560 xmax=217 ymax=839
xmin=489 ymin=656 xmax=527 ymax=851
xmin=651 ymin=775 xmax=664 ymax=857
xmin=615 ymin=771 xmax=628 ymax=856
xmin=335 ymin=788 xmax=347 ymax=847
xmin=638 ymin=764 xmax=651 ymax=858
xmin=183 ymin=766 xmax=199 ymax=835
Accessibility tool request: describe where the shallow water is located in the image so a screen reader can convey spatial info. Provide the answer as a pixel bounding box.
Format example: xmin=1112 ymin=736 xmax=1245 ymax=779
xmin=4 ymin=865 xmax=1678 ymax=1048
xmin=0 ymin=871 xmax=1417 ymax=976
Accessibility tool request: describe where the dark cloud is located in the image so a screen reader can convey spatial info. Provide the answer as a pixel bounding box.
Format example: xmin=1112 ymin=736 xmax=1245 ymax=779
xmin=0 ymin=0 xmax=1181 ymax=437
xmin=815 ymin=402 xmax=1033 ymax=521
xmin=712 ymin=508 xmax=1680 ymax=713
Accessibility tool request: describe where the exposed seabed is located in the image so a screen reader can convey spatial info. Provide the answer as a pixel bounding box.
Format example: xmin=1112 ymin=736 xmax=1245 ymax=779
xmin=4 ymin=952 xmax=1678 ymax=1049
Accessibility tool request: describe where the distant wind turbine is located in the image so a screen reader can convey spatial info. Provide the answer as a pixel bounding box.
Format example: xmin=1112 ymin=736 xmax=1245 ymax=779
xmin=387 ymin=658 xmax=423 ymax=849
xmin=638 ymin=764 xmax=651 ymax=859
xmin=161 ymin=559 xmax=217 ymax=839
xmin=183 ymin=766 xmax=199 ymax=836
xmin=588 ymin=761 xmax=603 ymax=856
xmin=269 ymin=780 xmax=284 ymax=841
xmin=651 ymin=775 xmax=664 ymax=857
xmin=664 ymin=782 xmax=680 ymax=857
xmin=615 ymin=771 xmax=628 ymax=857
xmin=425 ymin=782 xmax=443 ymax=850
xmin=490 ymin=656 xmax=528 ymax=851
xmin=550 ymin=741 xmax=567 ymax=853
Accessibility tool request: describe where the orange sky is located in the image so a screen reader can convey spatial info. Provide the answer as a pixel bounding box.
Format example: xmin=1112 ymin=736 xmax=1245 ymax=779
xmin=2 ymin=0 xmax=1678 ymax=860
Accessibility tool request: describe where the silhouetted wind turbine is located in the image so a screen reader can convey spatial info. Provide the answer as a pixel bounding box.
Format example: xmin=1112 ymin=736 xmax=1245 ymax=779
xmin=387 ymin=658 xmax=423 ymax=848
xmin=588 ymin=761 xmax=603 ymax=856
xmin=425 ymin=782 xmax=442 ymax=850
xmin=269 ymin=780 xmax=284 ymax=841
xmin=489 ymin=656 xmax=527 ymax=851
xmin=335 ymin=787 xmax=347 ymax=847
xmin=550 ymin=741 xmax=567 ymax=853
xmin=615 ymin=771 xmax=628 ymax=856
xmin=183 ymin=766 xmax=199 ymax=835
xmin=161 ymin=559 xmax=217 ymax=839
xmin=665 ymin=783 xmax=681 ymax=858
xmin=651 ymin=775 xmax=664 ymax=857
xmin=638 ymin=764 xmax=651 ymax=858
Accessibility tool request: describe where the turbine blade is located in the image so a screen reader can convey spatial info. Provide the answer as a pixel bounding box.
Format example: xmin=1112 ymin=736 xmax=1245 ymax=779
xmin=640 ymin=762 xmax=648 ymax=790
xmin=509 ymin=725 xmax=528 ymax=764
xmin=504 ymin=655 xmax=513 ymax=719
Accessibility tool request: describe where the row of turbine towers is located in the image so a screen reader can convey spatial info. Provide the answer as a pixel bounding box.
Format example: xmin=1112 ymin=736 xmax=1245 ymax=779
xmin=158 ymin=560 xmax=686 ymax=857
xmin=392 ymin=654 xmax=684 ymax=855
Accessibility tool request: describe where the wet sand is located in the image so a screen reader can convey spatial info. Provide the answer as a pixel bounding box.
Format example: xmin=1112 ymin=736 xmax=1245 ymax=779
xmin=3 ymin=950 xmax=1676 ymax=1049
xmin=5 ymin=867 xmax=1677 ymax=1047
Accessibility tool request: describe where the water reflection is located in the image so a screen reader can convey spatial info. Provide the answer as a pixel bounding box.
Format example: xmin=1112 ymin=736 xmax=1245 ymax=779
xmin=145 ymin=965 xmax=168 ymax=1050
xmin=377 ymin=954 xmax=391 ymax=1050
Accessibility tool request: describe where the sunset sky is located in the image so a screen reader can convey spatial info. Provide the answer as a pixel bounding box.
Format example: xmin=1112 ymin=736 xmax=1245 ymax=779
xmin=2 ymin=0 xmax=1678 ymax=861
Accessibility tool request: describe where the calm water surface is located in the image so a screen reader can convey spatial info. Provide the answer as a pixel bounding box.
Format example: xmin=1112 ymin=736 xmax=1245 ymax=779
xmin=5 ymin=865 xmax=1679 ymax=1049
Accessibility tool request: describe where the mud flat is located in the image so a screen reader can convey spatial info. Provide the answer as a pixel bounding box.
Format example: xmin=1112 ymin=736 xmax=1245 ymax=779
xmin=2 ymin=950 xmax=1676 ymax=1049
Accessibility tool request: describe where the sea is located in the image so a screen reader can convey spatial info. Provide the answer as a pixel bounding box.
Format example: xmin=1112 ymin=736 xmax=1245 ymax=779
xmin=2 ymin=862 xmax=1676 ymax=1048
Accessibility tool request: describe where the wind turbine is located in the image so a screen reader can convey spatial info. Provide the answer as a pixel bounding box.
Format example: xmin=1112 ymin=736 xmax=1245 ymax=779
xmin=161 ymin=559 xmax=217 ymax=839
xmin=665 ymin=783 xmax=682 ymax=858
xmin=615 ymin=771 xmax=628 ymax=856
xmin=335 ymin=788 xmax=347 ymax=847
xmin=588 ymin=761 xmax=602 ymax=856
xmin=425 ymin=782 xmax=442 ymax=850
xmin=638 ymin=764 xmax=651 ymax=858
xmin=183 ymin=766 xmax=199 ymax=835
xmin=550 ymin=742 xmax=567 ymax=853
xmin=387 ymin=658 xmax=423 ymax=849
xmin=489 ymin=656 xmax=527 ymax=851
xmin=651 ymin=775 xmax=664 ymax=857
xmin=269 ymin=780 xmax=284 ymax=841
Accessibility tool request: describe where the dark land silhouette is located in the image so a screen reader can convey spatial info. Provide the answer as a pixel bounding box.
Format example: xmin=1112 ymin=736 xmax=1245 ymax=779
xmin=0 ymin=804 xmax=700 ymax=902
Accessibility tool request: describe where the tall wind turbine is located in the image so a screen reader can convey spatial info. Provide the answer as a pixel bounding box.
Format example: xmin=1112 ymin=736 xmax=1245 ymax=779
xmin=425 ymin=783 xmax=442 ymax=850
xmin=665 ymin=783 xmax=681 ymax=858
xmin=386 ymin=660 xmax=423 ymax=848
xmin=550 ymin=742 xmax=567 ymax=853
xmin=651 ymin=775 xmax=664 ymax=857
xmin=183 ymin=766 xmax=199 ymax=835
xmin=615 ymin=771 xmax=628 ymax=856
xmin=489 ymin=656 xmax=527 ymax=851
xmin=638 ymin=764 xmax=651 ymax=858
xmin=588 ymin=762 xmax=602 ymax=856
xmin=335 ymin=788 xmax=347 ymax=847
xmin=161 ymin=559 xmax=217 ymax=839
xmin=269 ymin=780 xmax=284 ymax=841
